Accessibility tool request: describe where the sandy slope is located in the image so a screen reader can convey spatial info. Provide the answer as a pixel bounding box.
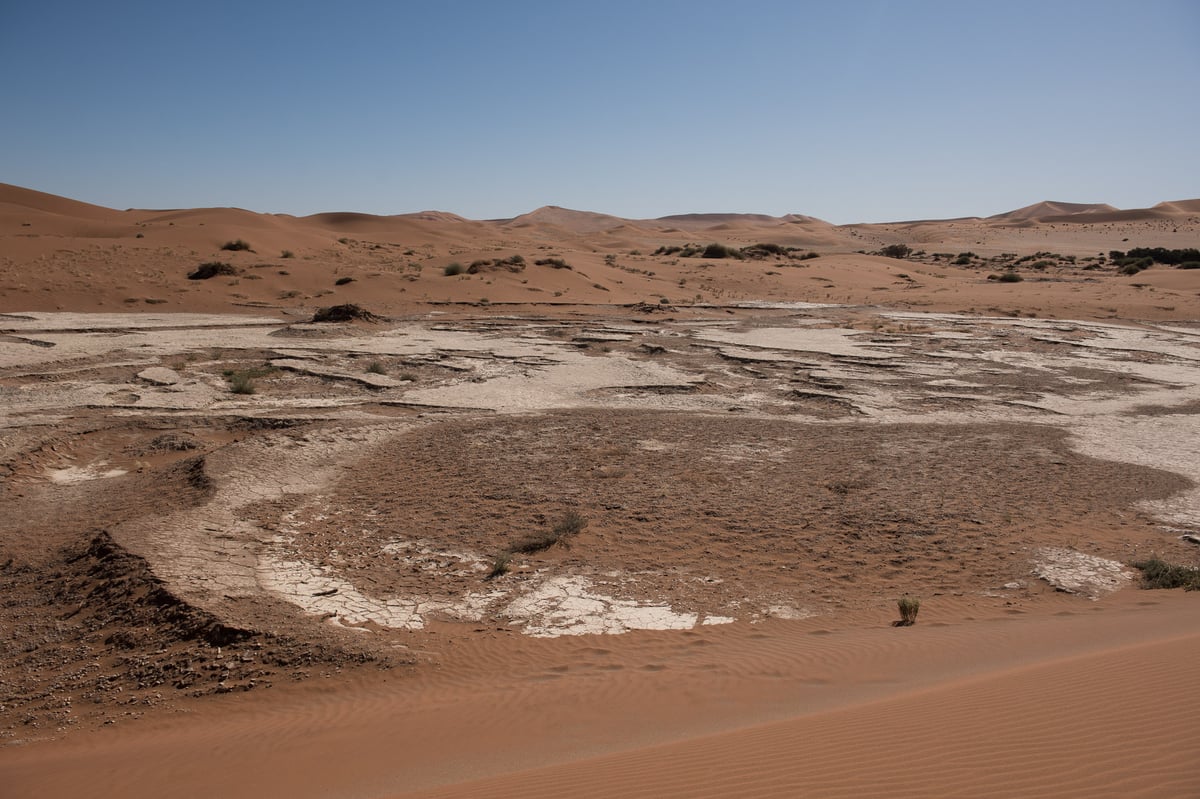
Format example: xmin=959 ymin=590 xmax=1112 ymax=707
xmin=2 ymin=594 xmax=1196 ymax=799
xmin=1 ymin=184 xmax=1199 ymax=798
xmin=2 ymin=182 xmax=1198 ymax=320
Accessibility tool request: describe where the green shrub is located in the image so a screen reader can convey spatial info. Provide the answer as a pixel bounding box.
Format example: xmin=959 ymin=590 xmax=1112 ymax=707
xmin=1133 ymin=557 xmax=1200 ymax=590
xmin=701 ymin=243 xmax=742 ymax=259
xmin=879 ymin=244 xmax=912 ymax=259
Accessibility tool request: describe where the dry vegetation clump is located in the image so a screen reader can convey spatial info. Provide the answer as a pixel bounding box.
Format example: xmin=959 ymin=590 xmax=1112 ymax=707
xmin=535 ymin=257 xmax=572 ymax=269
xmin=467 ymin=255 xmax=526 ymax=274
xmin=1132 ymin=557 xmax=1200 ymax=590
xmin=894 ymin=595 xmax=921 ymax=626
xmin=878 ymin=244 xmax=913 ymax=259
xmin=485 ymin=511 xmax=589 ymax=580
xmin=220 ymin=239 xmax=254 ymax=252
xmin=187 ymin=261 xmax=239 ymax=280
xmin=310 ymin=304 xmax=381 ymax=323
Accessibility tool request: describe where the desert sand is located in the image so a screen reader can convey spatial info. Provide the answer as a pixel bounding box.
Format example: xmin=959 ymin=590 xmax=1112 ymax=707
xmin=1 ymin=183 xmax=1198 ymax=797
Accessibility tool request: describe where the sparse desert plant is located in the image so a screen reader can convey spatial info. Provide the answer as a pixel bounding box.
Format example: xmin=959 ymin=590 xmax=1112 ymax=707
xmin=220 ymin=239 xmax=253 ymax=252
xmin=187 ymin=261 xmax=239 ymax=280
xmin=365 ymin=361 xmax=387 ymax=375
xmin=335 ymin=276 xmax=355 ymax=285
xmin=535 ymin=257 xmax=571 ymax=269
xmin=510 ymin=510 xmax=589 ymax=555
xmin=895 ymin=595 xmax=921 ymax=626
xmin=879 ymin=244 xmax=912 ymax=259
xmin=280 ymin=249 xmax=295 ymax=259
xmin=1132 ymin=557 xmax=1200 ymax=590
xmin=443 ymin=262 xmax=466 ymax=276
xmin=226 ymin=372 xmax=257 ymax=395
xmin=485 ymin=552 xmax=512 ymax=581
xmin=995 ymin=271 xmax=1023 ymax=283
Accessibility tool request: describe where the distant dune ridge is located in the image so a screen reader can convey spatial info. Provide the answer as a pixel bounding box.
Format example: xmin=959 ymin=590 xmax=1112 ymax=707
xmin=1 ymin=180 xmax=1198 ymax=321
xmin=4 ymin=182 xmax=1197 ymax=231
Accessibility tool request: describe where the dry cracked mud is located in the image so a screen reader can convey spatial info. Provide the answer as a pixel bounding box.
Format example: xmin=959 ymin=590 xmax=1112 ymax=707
xmin=3 ymin=305 xmax=1199 ymax=739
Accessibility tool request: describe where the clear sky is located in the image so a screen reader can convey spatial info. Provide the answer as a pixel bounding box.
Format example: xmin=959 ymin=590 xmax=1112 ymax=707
xmin=2 ymin=1 xmax=1197 ymax=224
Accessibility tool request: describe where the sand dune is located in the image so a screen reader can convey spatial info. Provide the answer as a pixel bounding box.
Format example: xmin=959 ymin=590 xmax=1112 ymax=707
xmin=3 ymin=595 xmax=1196 ymax=799
xmin=990 ymin=200 xmax=1120 ymax=221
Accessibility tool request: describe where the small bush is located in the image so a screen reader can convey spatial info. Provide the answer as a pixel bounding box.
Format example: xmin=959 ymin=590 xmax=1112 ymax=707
xmin=895 ymin=596 xmax=921 ymax=626
xmin=227 ymin=373 xmax=257 ymax=395
xmin=1133 ymin=557 xmax=1200 ymax=590
xmin=188 ymin=261 xmax=238 ymax=280
xmin=1178 ymin=261 xmax=1200 ymax=270
xmin=701 ymin=242 xmax=742 ymax=259
xmin=334 ymin=276 xmax=355 ymax=286
xmin=996 ymin=271 xmax=1023 ymax=283
xmin=535 ymin=257 xmax=571 ymax=269
xmin=311 ymin=304 xmax=380 ymax=323
xmin=484 ymin=552 xmax=511 ymax=581
xmin=365 ymin=361 xmax=387 ymax=375
xmin=220 ymin=239 xmax=253 ymax=252
xmin=280 ymin=249 xmax=294 ymax=259
xmin=443 ymin=262 xmax=466 ymax=276
xmin=879 ymin=244 xmax=912 ymax=259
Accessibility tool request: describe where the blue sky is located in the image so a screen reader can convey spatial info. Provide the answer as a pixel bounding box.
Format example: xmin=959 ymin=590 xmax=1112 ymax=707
xmin=2 ymin=1 xmax=1197 ymax=223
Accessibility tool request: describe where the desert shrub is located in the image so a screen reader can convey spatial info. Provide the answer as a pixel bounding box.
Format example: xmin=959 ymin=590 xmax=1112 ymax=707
xmin=220 ymin=239 xmax=253 ymax=252
xmin=895 ymin=596 xmax=921 ymax=626
xmin=702 ymin=242 xmax=742 ymax=259
xmin=1117 ymin=257 xmax=1153 ymax=275
xmin=365 ymin=361 xmax=387 ymax=375
xmin=1178 ymin=261 xmax=1200 ymax=270
xmin=1113 ymin=247 xmax=1200 ymax=265
xmin=742 ymin=243 xmax=788 ymax=259
xmin=226 ymin=372 xmax=257 ymax=395
xmin=443 ymin=262 xmax=465 ymax=276
xmin=510 ymin=510 xmax=588 ymax=555
xmin=310 ymin=304 xmax=380 ymax=323
xmin=466 ymin=256 xmax=525 ymax=274
xmin=484 ymin=552 xmax=511 ymax=581
xmin=1031 ymin=259 xmax=1054 ymax=270
xmin=652 ymin=245 xmax=683 ymax=256
xmin=280 ymin=249 xmax=294 ymax=259
xmin=334 ymin=276 xmax=354 ymax=286
xmin=996 ymin=271 xmax=1023 ymax=283
xmin=879 ymin=244 xmax=912 ymax=259
xmin=1133 ymin=557 xmax=1200 ymax=590
xmin=795 ymin=251 xmax=821 ymax=260
xmin=187 ymin=261 xmax=238 ymax=280
xmin=535 ymin=257 xmax=571 ymax=269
